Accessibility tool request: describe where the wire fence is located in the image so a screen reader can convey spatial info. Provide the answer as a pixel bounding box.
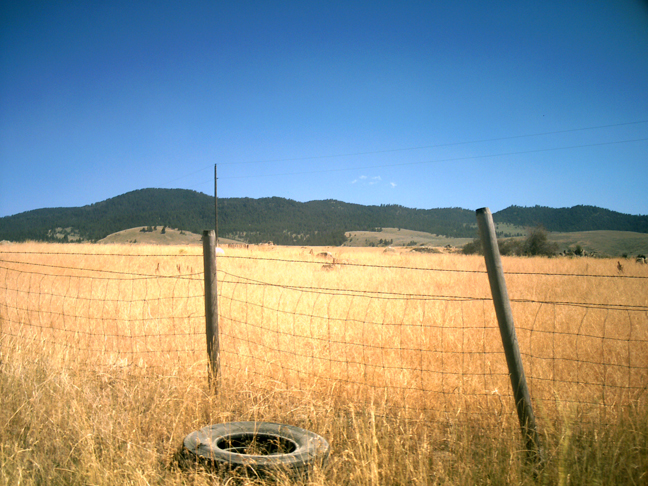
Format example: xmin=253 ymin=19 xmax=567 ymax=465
xmin=1 ymin=246 xmax=647 ymax=425
xmin=0 ymin=251 xmax=205 ymax=370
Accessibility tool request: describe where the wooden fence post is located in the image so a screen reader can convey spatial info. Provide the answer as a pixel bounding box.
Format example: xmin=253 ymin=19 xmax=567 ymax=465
xmin=202 ymin=229 xmax=219 ymax=388
xmin=476 ymin=208 xmax=543 ymax=464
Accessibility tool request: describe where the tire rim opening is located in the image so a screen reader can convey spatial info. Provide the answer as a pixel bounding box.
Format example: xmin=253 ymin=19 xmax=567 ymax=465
xmin=216 ymin=433 xmax=298 ymax=456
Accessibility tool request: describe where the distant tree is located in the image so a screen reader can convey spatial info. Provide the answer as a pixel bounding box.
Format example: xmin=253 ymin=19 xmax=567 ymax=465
xmin=161 ymin=226 xmax=166 ymax=234
xmin=462 ymin=239 xmax=482 ymax=255
xmin=522 ymin=225 xmax=558 ymax=257
xmin=498 ymin=239 xmax=524 ymax=256
xmin=462 ymin=229 xmax=557 ymax=257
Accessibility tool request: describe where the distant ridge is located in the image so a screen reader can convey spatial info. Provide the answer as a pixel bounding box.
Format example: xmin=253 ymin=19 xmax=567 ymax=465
xmin=0 ymin=189 xmax=214 ymax=243
xmin=494 ymin=205 xmax=648 ymax=233
xmin=1 ymin=188 xmax=647 ymax=245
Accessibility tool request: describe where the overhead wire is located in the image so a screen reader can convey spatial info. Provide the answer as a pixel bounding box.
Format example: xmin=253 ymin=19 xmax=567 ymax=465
xmin=217 ymin=136 xmax=648 ymax=180
xmin=159 ymin=119 xmax=648 ymax=185
xmin=219 ymin=119 xmax=648 ymax=165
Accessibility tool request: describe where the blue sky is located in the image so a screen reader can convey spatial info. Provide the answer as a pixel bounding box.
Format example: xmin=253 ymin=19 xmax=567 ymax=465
xmin=1 ymin=1 xmax=647 ymax=218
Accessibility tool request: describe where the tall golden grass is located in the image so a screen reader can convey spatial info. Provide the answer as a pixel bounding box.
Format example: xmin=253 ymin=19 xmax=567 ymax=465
xmin=1 ymin=242 xmax=647 ymax=485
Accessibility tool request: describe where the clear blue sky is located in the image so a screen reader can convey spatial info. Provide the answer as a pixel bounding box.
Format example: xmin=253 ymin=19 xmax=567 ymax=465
xmin=1 ymin=1 xmax=647 ymax=218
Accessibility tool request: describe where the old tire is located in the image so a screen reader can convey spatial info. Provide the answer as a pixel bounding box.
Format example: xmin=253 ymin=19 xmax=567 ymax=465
xmin=183 ymin=421 xmax=329 ymax=478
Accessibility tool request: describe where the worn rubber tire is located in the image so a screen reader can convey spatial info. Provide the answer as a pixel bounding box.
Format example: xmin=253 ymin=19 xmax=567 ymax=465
xmin=183 ymin=421 xmax=329 ymax=477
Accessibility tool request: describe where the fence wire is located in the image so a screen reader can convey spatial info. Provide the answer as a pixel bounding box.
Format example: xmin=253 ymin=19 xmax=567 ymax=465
xmin=1 ymin=247 xmax=646 ymax=424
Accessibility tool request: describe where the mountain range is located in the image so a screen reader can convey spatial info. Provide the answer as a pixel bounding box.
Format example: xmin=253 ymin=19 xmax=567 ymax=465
xmin=1 ymin=188 xmax=646 ymax=247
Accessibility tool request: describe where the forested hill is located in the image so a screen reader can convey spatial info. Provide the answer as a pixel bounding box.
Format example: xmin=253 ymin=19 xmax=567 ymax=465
xmin=0 ymin=189 xmax=475 ymax=244
xmin=495 ymin=205 xmax=648 ymax=234
xmin=0 ymin=188 xmax=646 ymax=244
xmin=0 ymin=189 xmax=215 ymax=243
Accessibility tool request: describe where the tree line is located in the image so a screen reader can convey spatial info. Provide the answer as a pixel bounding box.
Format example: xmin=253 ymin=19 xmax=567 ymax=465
xmin=1 ymin=189 xmax=646 ymax=245
xmin=462 ymin=225 xmax=559 ymax=257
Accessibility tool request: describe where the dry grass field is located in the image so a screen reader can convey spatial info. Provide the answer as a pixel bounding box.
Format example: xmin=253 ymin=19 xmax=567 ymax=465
xmin=1 ymin=242 xmax=647 ymax=485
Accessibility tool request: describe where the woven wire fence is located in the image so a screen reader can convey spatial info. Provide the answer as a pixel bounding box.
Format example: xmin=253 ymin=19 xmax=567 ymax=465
xmin=1 ymin=247 xmax=647 ymax=424
xmin=0 ymin=250 xmax=206 ymax=370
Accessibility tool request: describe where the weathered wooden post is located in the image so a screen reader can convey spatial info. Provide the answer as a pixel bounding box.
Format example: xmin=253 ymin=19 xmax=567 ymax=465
xmin=203 ymin=230 xmax=219 ymax=388
xmin=201 ymin=165 xmax=220 ymax=389
xmin=214 ymin=164 xmax=218 ymax=239
xmin=203 ymin=150 xmax=221 ymax=389
xmin=476 ymin=208 xmax=543 ymax=464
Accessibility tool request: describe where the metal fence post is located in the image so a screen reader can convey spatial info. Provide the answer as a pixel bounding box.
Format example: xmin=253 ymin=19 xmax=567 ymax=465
xmin=476 ymin=208 xmax=543 ymax=464
xmin=202 ymin=229 xmax=219 ymax=388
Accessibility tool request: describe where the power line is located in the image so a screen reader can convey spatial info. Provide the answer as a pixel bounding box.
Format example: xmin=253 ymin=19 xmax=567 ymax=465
xmin=158 ymin=119 xmax=648 ymax=186
xmin=219 ymin=119 xmax=648 ymax=165
xmin=217 ymin=136 xmax=648 ymax=180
